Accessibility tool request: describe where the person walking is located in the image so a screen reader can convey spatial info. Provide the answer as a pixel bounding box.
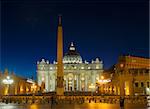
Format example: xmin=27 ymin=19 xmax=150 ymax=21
xmin=120 ymin=97 xmax=125 ymax=109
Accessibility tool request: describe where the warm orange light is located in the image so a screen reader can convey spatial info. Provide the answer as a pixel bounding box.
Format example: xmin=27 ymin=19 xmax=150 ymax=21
xmin=101 ymin=76 xmax=104 ymax=79
xmin=34 ymin=85 xmax=37 ymax=89
xmin=89 ymin=83 xmax=95 ymax=89
xmin=31 ymin=84 xmax=37 ymax=92
xmin=26 ymin=88 xmax=29 ymax=92
xmin=120 ymin=63 xmax=124 ymax=68
xmin=20 ymin=88 xmax=23 ymax=92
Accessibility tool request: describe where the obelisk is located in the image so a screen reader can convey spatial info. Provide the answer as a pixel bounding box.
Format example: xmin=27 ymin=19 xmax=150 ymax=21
xmin=56 ymin=15 xmax=64 ymax=96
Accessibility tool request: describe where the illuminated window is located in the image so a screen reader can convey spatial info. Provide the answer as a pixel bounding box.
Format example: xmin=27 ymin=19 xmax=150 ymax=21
xmin=88 ymin=67 xmax=90 ymax=69
xmin=96 ymin=65 xmax=99 ymax=69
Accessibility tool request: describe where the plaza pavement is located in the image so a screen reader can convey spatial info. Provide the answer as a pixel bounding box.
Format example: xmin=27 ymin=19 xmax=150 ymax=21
xmin=0 ymin=102 xmax=149 ymax=109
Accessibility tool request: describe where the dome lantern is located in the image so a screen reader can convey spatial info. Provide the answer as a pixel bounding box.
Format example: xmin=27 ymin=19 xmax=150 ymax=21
xmin=63 ymin=42 xmax=82 ymax=64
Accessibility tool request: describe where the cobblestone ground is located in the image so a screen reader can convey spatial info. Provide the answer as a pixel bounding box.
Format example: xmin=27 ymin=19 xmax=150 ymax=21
xmin=0 ymin=102 xmax=149 ymax=109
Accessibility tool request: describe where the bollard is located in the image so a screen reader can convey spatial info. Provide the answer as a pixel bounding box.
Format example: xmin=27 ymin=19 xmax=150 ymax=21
xmin=6 ymin=99 xmax=8 ymax=104
xmin=89 ymin=99 xmax=91 ymax=103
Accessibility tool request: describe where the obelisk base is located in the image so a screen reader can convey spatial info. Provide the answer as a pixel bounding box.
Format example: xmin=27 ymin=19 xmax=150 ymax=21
xmin=56 ymin=88 xmax=64 ymax=96
xmin=56 ymin=76 xmax=64 ymax=96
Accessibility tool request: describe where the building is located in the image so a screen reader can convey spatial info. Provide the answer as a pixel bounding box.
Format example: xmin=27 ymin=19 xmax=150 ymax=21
xmin=98 ymin=55 xmax=150 ymax=96
xmin=116 ymin=55 xmax=150 ymax=69
xmin=37 ymin=42 xmax=103 ymax=92
xmin=0 ymin=69 xmax=38 ymax=96
xmin=37 ymin=16 xmax=103 ymax=93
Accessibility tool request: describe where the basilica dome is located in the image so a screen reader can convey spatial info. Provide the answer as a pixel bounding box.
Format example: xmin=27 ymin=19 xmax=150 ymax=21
xmin=63 ymin=42 xmax=82 ymax=64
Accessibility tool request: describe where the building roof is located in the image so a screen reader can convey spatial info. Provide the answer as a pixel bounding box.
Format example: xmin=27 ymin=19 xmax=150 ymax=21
xmin=63 ymin=42 xmax=82 ymax=64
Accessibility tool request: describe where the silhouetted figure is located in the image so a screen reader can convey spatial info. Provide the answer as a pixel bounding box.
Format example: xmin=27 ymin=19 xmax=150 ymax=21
xmin=82 ymin=97 xmax=84 ymax=103
xmin=51 ymin=96 xmax=54 ymax=109
xmin=89 ymin=98 xmax=91 ymax=103
xmin=120 ymin=97 xmax=125 ymax=109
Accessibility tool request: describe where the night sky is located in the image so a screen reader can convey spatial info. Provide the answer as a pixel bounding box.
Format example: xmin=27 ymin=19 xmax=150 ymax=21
xmin=1 ymin=0 xmax=149 ymax=79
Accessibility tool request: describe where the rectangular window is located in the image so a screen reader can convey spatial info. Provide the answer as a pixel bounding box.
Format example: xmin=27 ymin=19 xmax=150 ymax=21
xmin=135 ymin=82 xmax=138 ymax=87
xmin=147 ymin=82 xmax=149 ymax=88
xmin=141 ymin=82 xmax=144 ymax=87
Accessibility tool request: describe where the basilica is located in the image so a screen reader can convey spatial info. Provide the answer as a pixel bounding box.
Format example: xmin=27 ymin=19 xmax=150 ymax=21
xmin=37 ymin=42 xmax=103 ymax=92
xmin=37 ymin=16 xmax=103 ymax=93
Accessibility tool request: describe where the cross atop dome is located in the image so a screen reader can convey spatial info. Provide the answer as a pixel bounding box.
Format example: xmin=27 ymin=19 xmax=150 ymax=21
xmin=71 ymin=42 xmax=74 ymax=46
xmin=63 ymin=42 xmax=82 ymax=64
xmin=69 ymin=42 xmax=75 ymax=51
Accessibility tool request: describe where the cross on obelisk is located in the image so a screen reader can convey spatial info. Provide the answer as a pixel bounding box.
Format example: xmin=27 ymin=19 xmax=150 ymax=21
xmin=56 ymin=15 xmax=64 ymax=96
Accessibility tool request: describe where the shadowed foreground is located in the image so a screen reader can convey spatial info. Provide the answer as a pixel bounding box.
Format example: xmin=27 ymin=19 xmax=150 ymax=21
xmin=0 ymin=102 xmax=149 ymax=109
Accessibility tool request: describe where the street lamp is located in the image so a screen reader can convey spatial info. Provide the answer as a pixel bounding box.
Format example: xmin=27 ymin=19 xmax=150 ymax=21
xmin=2 ymin=76 xmax=14 ymax=95
xmin=89 ymin=83 xmax=95 ymax=96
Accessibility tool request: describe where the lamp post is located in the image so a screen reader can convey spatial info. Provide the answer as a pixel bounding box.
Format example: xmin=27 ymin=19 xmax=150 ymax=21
xmin=89 ymin=83 xmax=95 ymax=96
xmin=2 ymin=76 xmax=14 ymax=95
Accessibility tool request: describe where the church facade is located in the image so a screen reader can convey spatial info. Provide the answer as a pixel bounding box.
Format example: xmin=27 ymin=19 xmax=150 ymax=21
xmin=37 ymin=16 xmax=103 ymax=92
xmin=37 ymin=42 xmax=103 ymax=92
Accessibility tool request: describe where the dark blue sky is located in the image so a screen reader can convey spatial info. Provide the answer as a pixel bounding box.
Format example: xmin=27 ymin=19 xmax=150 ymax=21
xmin=1 ymin=0 xmax=149 ymax=79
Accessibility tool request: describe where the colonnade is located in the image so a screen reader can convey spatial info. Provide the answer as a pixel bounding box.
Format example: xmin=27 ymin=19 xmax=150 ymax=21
xmin=64 ymin=74 xmax=96 ymax=92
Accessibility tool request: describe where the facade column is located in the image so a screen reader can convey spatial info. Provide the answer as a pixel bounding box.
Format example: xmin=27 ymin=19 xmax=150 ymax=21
xmin=129 ymin=80 xmax=134 ymax=96
xmin=94 ymin=75 xmax=96 ymax=91
xmin=117 ymin=86 xmax=120 ymax=95
xmin=79 ymin=76 xmax=82 ymax=91
xmin=45 ymin=72 xmax=49 ymax=92
xmin=92 ymin=72 xmax=96 ymax=91
xmin=80 ymin=81 xmax=82 ymax=91
xmin=115 ymin=85 xmax=118 ymax=95
xmin=66 ymin=78 xmax=68 ymax=91
xmin=53 ymin=75 xmax=56 ymax=91
xmin=85 ymin=76 xmax=88 ymax=91
xmin=72 ymin=77 xmax=74 ymax=91
xmin=78 ymin=75 xmax=81 ymax=91
xmin=76 ymin=75 xmax=78 ymax=90
xmin=48 ymin=72 xmax=50 ymax=91
xmin=110 ymin=84 xmax=113 ymax=94
xmin=120 ymin=77 xmax=125 ymax=96
xmin=116 ymin=86 xmax=118 ymax=95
